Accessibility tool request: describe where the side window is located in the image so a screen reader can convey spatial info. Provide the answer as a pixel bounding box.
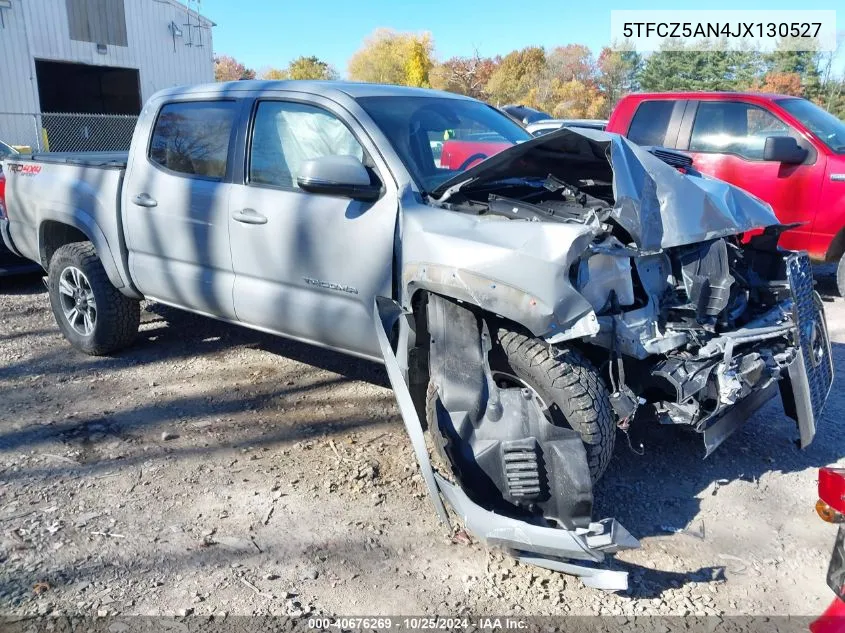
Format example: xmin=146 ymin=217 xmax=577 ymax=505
xmin=628 ymin=100 xmax=676 ymax=146
xmin=249 ymin=101 xmax=364 ymax=189
xmin=689 ymin=102 xmax=790 ymax=160
xmin=149 ymin=101 xmax=238 ymax=179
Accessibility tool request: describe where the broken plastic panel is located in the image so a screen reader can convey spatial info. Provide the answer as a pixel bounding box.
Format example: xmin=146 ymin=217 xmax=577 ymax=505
xmin=374 ymin=297 xmax=640 ymax=590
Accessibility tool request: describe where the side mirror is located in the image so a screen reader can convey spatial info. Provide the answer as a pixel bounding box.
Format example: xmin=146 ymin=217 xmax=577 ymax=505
xmin=763 ymin=136 xmax=808 ymax=164
xmin=296 ymin=155 xmax=381 ymax=201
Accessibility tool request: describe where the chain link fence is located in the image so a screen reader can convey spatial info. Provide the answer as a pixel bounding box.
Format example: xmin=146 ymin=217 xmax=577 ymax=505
xmin=0 ymin=112 xmax=139 ymax=153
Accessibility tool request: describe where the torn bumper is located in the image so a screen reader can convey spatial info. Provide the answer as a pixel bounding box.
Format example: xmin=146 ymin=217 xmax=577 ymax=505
xmin=374 ymin=297 xmax=639 ymax=591
xmin=780 ymin=253 xmax=834 ymax=448
xmin=663 ymin=252 xmax=833 ymax=455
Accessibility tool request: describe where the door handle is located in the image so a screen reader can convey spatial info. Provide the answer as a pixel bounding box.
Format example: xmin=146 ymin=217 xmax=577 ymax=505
xmin=232 ymin=208 xmax=268 ymax=225
xmin=132 ymin=193 xmax=157 ymax=208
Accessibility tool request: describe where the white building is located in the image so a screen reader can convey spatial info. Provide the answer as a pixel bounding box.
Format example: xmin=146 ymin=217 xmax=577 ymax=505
xmin=0 ymin=0 xmax=214 ymax=150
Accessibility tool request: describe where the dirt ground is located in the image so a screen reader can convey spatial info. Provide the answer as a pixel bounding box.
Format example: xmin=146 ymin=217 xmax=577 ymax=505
xmin=0 ymin=267 xmax=843 ymax=618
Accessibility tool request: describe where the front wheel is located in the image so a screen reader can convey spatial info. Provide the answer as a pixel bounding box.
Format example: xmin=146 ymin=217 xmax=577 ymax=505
xmin=47 ymin=242 xmax=140 ymax=355
xmin=493 ymin=328 xmax=616 ymax=482
xmin=837 ymin=252 xmax=845 ymax=298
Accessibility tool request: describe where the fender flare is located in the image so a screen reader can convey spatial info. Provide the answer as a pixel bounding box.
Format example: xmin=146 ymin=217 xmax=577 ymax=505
xmin=38 ymin=208 xmax=126 ymax=290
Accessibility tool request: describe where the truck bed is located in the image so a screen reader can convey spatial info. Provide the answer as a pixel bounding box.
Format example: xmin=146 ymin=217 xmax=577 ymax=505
xmin=21 ymin=151 xmax=128 ymax=168
xmin=2 ymin=152 xmax=133 ymax=292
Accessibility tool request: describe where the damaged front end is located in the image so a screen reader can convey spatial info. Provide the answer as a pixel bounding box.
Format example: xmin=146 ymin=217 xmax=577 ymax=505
xmin=375 ymin=127 xmax=833 ymax=589
xmin=584 ymin=228 xmax=833 ymax=456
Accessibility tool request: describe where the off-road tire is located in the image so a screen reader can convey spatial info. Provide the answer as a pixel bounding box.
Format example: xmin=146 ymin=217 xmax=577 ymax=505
xmin=837 ymin=252 xmax=845 ymax=298
xmin=48 ymin=242 xmax=139 ymax=356
xmin=495 ymin=328 xmax=616 ymax=482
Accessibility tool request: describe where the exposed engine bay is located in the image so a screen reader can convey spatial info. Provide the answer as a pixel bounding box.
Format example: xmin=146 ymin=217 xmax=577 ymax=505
xmin=429 ymin=132 xmax=832 ymax=456
xmin=379 ymin=127 xmax=834 ymax=590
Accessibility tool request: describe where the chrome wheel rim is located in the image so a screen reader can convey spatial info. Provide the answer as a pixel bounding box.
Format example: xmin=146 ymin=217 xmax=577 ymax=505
xmin=58 ymin=266 xmax=96 ymax=336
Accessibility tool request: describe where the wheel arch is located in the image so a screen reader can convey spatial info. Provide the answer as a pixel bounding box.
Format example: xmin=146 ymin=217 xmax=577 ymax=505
xmin=38 ymin=214 xmax=128 ymax=294
xmin=406 ymin=288 xmax=539 ymax=411
xmin=825 ymin=225 xmax=845 ymax=263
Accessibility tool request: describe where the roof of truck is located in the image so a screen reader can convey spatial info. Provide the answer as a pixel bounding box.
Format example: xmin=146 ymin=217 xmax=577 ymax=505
xmin=154 ymin=80 xmax=474 ymax=101
xmin=620 ymin=91 xmax=799 ymax=102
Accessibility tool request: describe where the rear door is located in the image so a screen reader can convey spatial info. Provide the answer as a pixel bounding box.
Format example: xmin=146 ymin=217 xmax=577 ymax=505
xmin=227 ymin=92 xmax=398 ymax=360
xmin=676 ymin=100 xmax=825 ymax=250
xmin=123 ymin=99 xmax=243 ymax=318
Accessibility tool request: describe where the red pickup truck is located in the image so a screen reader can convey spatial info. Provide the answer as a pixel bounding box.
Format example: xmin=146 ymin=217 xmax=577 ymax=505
xmin=606 ymin=92 xmax=845 ymax=295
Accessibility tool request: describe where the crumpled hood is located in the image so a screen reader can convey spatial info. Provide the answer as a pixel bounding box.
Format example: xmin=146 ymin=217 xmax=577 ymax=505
xmin=432 ymin=127 xmax=780 ymax=251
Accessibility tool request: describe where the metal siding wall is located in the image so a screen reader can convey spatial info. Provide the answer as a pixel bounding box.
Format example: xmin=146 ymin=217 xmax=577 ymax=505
xmin=0 ymin=1 xmax=41 ymax=146
xmin=0 ymin=0 xmax=213 ymax=132
xmin=125 ymin=0 xmax=214 ymax=103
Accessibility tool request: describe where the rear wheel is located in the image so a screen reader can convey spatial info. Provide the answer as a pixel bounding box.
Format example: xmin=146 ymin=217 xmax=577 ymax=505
xmin=47 ymin=242 xmax=139 ymax=355
xmin=837 ymin=252 xmax=845 ymax=297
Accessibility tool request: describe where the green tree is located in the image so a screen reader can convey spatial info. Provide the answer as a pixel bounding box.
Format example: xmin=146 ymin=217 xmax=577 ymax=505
xmin=638 ymin=42 xmax=764 ymax=92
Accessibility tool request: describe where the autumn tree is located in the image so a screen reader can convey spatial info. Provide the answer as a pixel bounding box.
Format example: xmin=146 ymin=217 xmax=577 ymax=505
xmin=485 ymin=46 xmax=546 ymax=105
xmin=595 ymin=48 xmax=642 ymax=115
xmin=405 ymin=40 xmax=432 ymax=87
xmin=348 ymin=29 xmax=434 ymax=86
xmin=548 ymin=80 xmax=606 ymax=118
xmin=756 ymin=71 xmax=803 ymax=96
xmin=214 ymin=55 xmax=255 ymax=82
xmin=288 ymin=56 xmax=338 ymax=80
xmin=547 ymin=44 xmax=595 ymax=84
xmin=529 ymin=45 xmax=593 ymax=112
xmin=259 ymin=57 xmax=337 ymax=81
xmin=430 ymin=52 xmax=498 ymax=99
xmin=767 ymin=44 xmax=822 ymax=98
xmin=261 ymin=68 xmax=288 ymax=80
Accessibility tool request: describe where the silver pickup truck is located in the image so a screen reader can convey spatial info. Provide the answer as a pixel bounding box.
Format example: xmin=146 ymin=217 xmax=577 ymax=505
xmin=0 ymin=81 xmax=834 ymax=589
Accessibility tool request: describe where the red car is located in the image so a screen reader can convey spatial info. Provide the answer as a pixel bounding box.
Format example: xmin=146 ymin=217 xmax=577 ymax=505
xmin=606 ymin=92 xmax=845 ymax=295
xmin=811 ymin=467 xmax=845 ymax=633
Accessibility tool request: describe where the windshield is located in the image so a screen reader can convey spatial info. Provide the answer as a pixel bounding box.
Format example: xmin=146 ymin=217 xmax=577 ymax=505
xmin=0 ymin=141 xmax=17 ymax=158
xmin=356 ymin=96 xmax=531 ymax=194
xmin=777 ymin=98 xmax=845 ymax=154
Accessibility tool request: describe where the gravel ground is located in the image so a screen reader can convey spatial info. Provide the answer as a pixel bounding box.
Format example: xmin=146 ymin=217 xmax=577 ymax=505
xmin=0 ymin=267 xmax=843 ymax=618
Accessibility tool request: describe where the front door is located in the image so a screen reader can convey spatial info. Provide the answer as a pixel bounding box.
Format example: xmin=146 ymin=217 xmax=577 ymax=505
xmin=679 ymin=100 xmax=826 ymax=251
xmin=228 ymin=96 xmax=397 ymax=359
xmin=123 ymin=99 xmax=241 ymax=318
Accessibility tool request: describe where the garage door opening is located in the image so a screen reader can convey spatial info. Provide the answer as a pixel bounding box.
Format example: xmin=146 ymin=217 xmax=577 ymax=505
xmin=35 ymin=60 xmax=141 ymax=151
xmin=36 ymin=60 xmax=141 ymax=115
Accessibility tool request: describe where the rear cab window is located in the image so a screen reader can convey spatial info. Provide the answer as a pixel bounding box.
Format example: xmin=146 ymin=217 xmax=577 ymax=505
xmin=627 ymin=100 xmax=677 ymax=146
xmin=149 ymin=101 xmax=238 ymax=179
